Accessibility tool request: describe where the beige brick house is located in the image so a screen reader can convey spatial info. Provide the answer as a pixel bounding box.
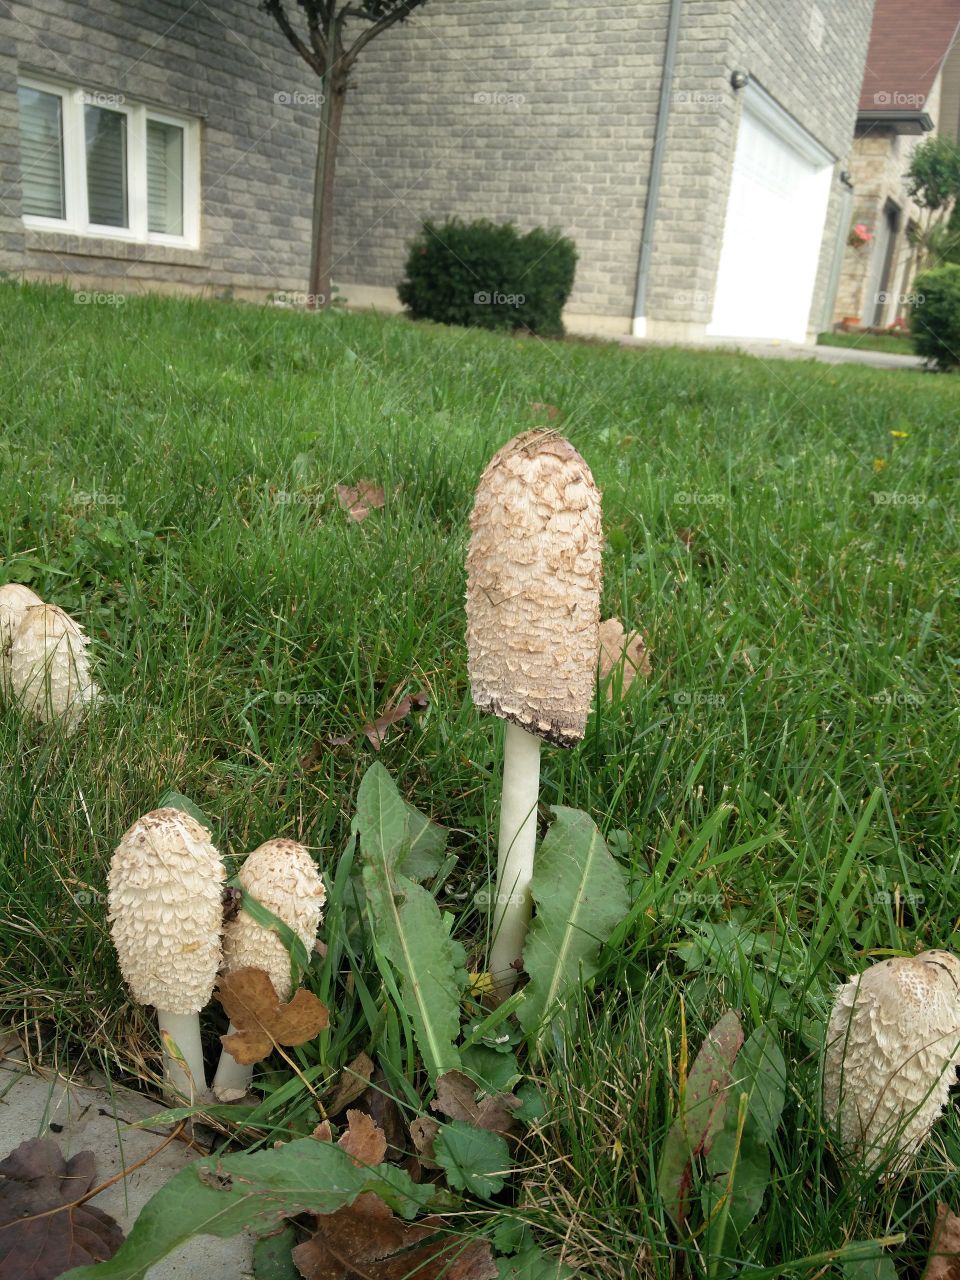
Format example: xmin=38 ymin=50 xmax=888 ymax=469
xmin=832 ymin=0 xmax=960 ymax=330
xmin=1 ymin=0 xmax=874 ymax=343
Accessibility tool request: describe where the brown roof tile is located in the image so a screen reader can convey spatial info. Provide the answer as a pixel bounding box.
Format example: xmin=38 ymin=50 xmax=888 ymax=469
xmin=860 ymin=0 xmax=960 ymax=113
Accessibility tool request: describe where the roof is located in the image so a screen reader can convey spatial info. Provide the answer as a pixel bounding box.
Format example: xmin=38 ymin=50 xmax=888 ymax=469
xmin=859 ymin=0 xmax=960 ymax=115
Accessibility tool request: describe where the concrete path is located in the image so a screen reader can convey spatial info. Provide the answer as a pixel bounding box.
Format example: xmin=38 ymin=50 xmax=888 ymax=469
xmin=0 ymin=1052 xmax=255 ymax=1278
xmin=618 ymin=333 xmax=925 ymax=370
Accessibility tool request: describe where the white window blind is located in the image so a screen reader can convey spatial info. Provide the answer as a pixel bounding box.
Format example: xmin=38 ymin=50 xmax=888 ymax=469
xmin=147 ymin=119 xmax=184 ymax=236
xmin=85 ymin=105 xmax=128 ymax=228
xmin=17 ymin=86 xmax=65 ymax=219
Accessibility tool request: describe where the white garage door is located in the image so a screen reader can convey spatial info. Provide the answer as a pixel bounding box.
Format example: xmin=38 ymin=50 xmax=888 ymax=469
xmin=707 ymin=84 xmax=834 ymax=343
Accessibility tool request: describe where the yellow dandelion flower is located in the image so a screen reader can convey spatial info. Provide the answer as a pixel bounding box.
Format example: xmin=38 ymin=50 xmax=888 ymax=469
xmin=467 ymin=970 xmax=494 ymax=997
xmin=873 ymin=458 xmax=887 ymax=472
xmin=890 ymin=430 xmax=909 ymax=439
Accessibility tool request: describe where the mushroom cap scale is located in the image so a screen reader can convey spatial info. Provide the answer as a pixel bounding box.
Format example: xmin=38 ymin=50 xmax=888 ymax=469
xmin=465 ymin=430 xmax=603 ymax=747
xmin=0 ymin=584 xmax=43 ymax=697
xmin=8 ymin=602 xmax=97 ymax=727
xmin=823 ymin=950 xmax=960 ymax=1170
xmin=108 ymin=809 xmax=225 ymax=1016
xmin=221 ymin=839 xmax=326 ymax=1002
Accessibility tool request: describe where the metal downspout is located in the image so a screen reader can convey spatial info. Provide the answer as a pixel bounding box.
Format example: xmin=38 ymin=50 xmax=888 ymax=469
xmin=632 ymin=0 xmax=683 ymax=337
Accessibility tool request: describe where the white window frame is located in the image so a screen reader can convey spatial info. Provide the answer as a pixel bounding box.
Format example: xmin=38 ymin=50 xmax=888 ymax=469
xmin=18 ymin=75 xmax=200 ymax=249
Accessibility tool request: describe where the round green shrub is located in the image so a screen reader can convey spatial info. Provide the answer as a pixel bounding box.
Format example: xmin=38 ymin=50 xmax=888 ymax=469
xmin=398 ymin=218 xmax=577 ymax=337
xmin=911 ymin=265 xmax=960 ymax=370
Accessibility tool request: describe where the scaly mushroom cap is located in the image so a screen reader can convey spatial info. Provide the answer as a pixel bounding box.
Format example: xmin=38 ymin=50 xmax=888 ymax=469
xmin=823 ymin=950 xmax=960 ymax=1171
xmin=9 ymin=603 xmax=97 ymax=727
xmin=108 ymin=809 xmax=226 ymax=1015
xmin=465 ymin=430 xmax=603 ymax=746
xmin=222 ymin=839 xmax=326 ymax=1001
xmin=0 ymin=584 xmax=43 ymax=698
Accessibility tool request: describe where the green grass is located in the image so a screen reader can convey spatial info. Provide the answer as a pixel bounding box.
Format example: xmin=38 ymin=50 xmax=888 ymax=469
xmin=817 ymin=330 xmax=918 ymax=357
xmin=1 ymin=282 xmax=959 ymax=1278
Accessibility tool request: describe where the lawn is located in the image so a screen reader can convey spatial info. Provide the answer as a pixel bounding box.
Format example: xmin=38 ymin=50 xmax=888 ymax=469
xmin=1 ymin=282 xmax=958 ymax=1278
xmin=817 ymin=330 xmax=918 ymax=357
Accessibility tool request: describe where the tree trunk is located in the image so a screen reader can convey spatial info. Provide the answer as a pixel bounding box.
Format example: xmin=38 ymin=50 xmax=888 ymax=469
xmin=307 ymin=72 xmax=347 ymax=310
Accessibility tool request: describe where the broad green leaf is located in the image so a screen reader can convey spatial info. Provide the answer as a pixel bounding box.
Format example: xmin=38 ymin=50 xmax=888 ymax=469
xmin=843 ymin=1243 xmax=899 ymax=1280
xmin=156 ymin=789 xmax=214 ymax=833
xmin=496 ymin=1246 xmax=576 ymax=1279
xmin=433 ymin=1120 xmax=510 ymax=1198
xmin=60 ymin=1138 xmax=432 ymax=1280
xmin=730 ymin=1024 xmax=787 ymax=1145
xmin=253 ymin=1226 xmax=300 ymax=1279
xmin=658 ymin=1009 xmax=743 ymax=1228
xmin=401 ymin=801 xmax=449 ymax=881
xmin=461 ymin=1043 xmax=522 ymax=1094
xmin=356 ymin=763 xmax=462 ymax=1080
xmin=517 ymin=807 xmax=630 ymax=1041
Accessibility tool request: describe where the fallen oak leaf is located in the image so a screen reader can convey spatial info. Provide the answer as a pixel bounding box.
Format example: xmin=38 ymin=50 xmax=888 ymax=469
xmin=923 ymin=1203 xmax=960 ymax=1280
xmin=336 ymin=481 xmax=386 ymax=523
xmin=409 ymin=1117 xmax=441 ymax=1168
xmin=0 ymin=1138 xmax=124 ymax=1280
xmin=292 ymin=1192 xmax=497 ymax=1280
xmin=217 ymin=967 xmax=329 ymax=1065
xmin=329 ymin=691 xmax=429 ymax=751
xmin=430 ymin=1070 xmax=522 ymax=1143
xmin=338 ymin=1111 xmax=388 ymax=1168
xmin=325 ymin=1051 xmax=376 ymax=1117
xmin=598 ymin=616 xmax=651 ymax=698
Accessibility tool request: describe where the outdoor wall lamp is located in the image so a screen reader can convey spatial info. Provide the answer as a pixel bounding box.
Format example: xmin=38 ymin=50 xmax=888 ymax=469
xmin=730 ymin=70 xmax=748 ymax=90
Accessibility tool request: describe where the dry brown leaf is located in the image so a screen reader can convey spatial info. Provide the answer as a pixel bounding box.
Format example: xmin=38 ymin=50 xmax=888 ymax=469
xmin=923 ymin=1203 xmax=960 ymax=1280
xmin=0 ymin=1138 xmax=124 ymax=1280
xmin=325 ymin=1051 xmax=375 ymax=1117
xmin=598 ymin=617 xmax=652 ymax=698
xmin=217 ymin=967 xmax=329 ymax=1065
xmin=352 ymin=1068 xmax=408 ymax=1163
xmin=336 ymin=481 xmax=386 ymax=523
xmin=329 ymin=691 xmax=429 ymax=751
xmin=409 ymin=1116 xmax=441 ymax=1168
xmin=292 ymin=1192 xmax=497 ymax=1280
xmin=675 ymin=525 xmax=697 ymax=548
xmin=430 ymin=1070 xmax=522 ymax=1143
xmin=338 ymin=1110 xmax=388 ymax=1168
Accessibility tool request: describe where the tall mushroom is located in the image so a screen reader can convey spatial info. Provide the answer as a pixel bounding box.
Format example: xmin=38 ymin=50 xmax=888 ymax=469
xmin=0 ymin=583 xmax=43 ymax=699
xmin=466 ymin=430 xmax=602 ymax=994
xmin=823 ymin=950 xmax=960 ymax=1173
xmin=108 ymin=809 xmax=225 ymax=1101
xmin=211 ymin=838 xmax=326 ymax=1100
xmin=9 ymin=602 xmax=97 ymax=729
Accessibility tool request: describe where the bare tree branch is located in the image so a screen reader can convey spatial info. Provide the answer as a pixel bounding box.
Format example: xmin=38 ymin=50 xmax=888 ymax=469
xmin=295 ymin=0 xmax=328 ymax=65
xmin=340 ymin=0 xmax=420 ymax=72
xmin=262 ymin=0 xmax=324 ymax=75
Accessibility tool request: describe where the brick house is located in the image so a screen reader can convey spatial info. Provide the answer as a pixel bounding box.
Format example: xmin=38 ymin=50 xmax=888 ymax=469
xmin=832 ymin=0 xmax=960 ymax=331
xmin=1 ymin=0 xmax=874 ymax=342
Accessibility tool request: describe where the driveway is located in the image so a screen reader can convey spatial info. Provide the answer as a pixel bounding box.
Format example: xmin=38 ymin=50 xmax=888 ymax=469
xmin=618 ymin=334 xmax=925 ymax=370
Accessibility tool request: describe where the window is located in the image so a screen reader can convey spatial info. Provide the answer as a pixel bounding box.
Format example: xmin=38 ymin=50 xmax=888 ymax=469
xmin=16 ymin=78 xmax=199 ymax=246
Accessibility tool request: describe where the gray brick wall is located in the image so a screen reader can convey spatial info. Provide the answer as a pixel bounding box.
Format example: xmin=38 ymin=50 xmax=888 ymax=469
xmin=0 ymin=7 xmax=24 ymax=272
xmin=332 ymin=0 xmax=670 ymax=321
xmin=0 ymin=0 xmax=318 ymax=293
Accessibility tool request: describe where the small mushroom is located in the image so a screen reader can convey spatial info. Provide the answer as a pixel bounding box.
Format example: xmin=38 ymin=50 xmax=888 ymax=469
xmin=466 ymin=430 xmax=602 ymax=995
xmin=211 ymin=838 xmax=326 ymax=1100
xmin=108 ymin=809 xmax=225 ymax=1101
xmin=0 ymin=583 xmax=43 ymax=699
xmin=9 ymin=602 xmax=97 ymax=729
xmin=823 ymin=950 xmax=960 ymax=1173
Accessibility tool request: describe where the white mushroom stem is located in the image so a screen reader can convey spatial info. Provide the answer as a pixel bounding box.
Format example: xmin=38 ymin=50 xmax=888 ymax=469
xmin=212 ymin=1023 xmax=251 ymax=1099
xmin=158 ymin=1011 xmax=207 ymax=1102
xmin=488 ymin=721 xmax=541 ymax=995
